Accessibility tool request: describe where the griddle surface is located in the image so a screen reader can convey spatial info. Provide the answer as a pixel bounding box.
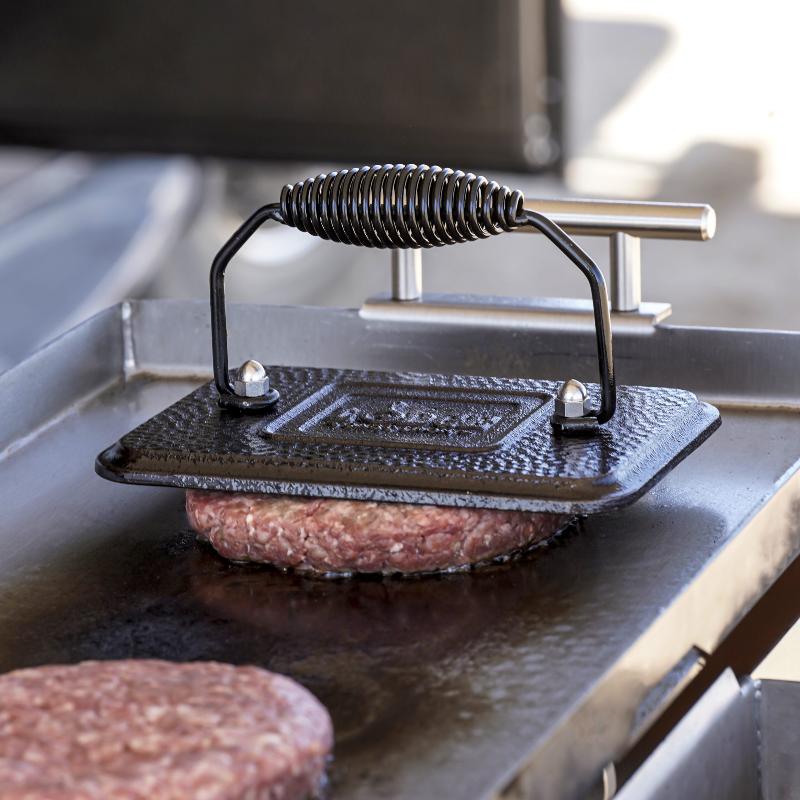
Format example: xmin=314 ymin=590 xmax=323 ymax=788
xmin=5 ymin=300 xmax=800 ymax=799
xmin=96 ymin=367 xmax=719 ymax=512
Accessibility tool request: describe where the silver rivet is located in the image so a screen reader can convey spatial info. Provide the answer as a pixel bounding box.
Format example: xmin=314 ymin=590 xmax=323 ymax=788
xmin=233 ymin=359 xmax=269 ymax=397
xmin=555 ymin=379 xmax=589 ymax=418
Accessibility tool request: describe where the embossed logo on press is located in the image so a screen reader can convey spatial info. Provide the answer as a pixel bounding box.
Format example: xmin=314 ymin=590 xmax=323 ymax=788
xmin=325 ymin=400 xmax=504 ymax=438
xmin=265 ymin=382 xmax=547 ymax=452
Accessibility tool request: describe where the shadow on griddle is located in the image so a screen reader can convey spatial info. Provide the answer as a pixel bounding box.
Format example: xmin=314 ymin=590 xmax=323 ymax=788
xmin=182 ymin=531 xmax=588 ymax=755
xmin=187 ymin=537 xmax=570 ymax=653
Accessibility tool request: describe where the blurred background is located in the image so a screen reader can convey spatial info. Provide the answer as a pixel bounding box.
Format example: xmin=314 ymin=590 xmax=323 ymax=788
xmin=0 ymin=0 xmax=798 ymax=372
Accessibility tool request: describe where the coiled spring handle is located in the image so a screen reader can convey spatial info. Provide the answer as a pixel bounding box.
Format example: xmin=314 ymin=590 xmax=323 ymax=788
xmin=210 ymin=164 xmax=616 ymax=424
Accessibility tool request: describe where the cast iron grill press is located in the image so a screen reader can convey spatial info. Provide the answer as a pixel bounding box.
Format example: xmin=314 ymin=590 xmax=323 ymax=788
xmin=96 ymin=164 xmax=720 ymax=513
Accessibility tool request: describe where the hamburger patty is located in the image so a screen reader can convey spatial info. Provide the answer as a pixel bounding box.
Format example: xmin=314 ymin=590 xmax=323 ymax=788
xmin=187 ymin=490 xmax=568 ymax=575
xmin=0 ymin=660 xmax=332 ymax=799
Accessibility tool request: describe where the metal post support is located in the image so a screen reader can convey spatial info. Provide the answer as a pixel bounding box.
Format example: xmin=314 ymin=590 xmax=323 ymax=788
xmin=391 ymin=249 xmax=423 ymax=301
xmin=610 ymin=233 xmax=642 ymax=312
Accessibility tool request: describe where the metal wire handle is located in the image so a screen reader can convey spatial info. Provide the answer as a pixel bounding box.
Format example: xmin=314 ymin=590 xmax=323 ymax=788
xmin=210 ymin=164 xmax=616 ymax=423
xmin=280 ymin=164 xmax=521 ymax=246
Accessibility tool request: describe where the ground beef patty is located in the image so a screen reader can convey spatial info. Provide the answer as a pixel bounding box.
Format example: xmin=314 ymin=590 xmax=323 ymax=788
xmin=0 ymin=660 xmax=332 ymax=800
xmin=187 ymin=490 xmax=567 ymax=575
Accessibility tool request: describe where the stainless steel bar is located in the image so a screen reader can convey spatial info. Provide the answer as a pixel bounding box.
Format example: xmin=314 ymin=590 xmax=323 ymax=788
xmin=391 ymin=248 xmax=422 ymax=301
xmin=379 ymin=199 xmax=713 ymax=324
xmin=610 ymin=232 xmax=643 ymax=311
xmin=522 ymin=198 xmax=716 ymax=241
xmin=516 ymin=198 xmax=713 ymax=314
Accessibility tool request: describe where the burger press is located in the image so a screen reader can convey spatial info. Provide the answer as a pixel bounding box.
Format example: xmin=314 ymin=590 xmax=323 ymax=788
xmin=95 ymin=164 xmax=719 ymax=512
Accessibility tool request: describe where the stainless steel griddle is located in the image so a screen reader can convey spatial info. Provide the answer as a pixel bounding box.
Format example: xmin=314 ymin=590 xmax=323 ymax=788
xmin=2 ymin=192 xmax=800 ymax=800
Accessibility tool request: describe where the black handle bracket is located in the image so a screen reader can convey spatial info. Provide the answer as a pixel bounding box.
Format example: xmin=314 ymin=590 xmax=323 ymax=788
xmin=209 ymin=165 xmax=616 ymax=427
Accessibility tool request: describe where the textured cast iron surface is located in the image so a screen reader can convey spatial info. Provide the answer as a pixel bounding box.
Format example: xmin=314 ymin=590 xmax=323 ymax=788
xmin=97 ymin=367 xmax=719 ymax=513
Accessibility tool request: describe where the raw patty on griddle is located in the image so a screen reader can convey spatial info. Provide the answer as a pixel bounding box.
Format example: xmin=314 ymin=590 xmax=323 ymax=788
xmin=0 ymin=659 xmax=332 ymax=800
xmin=187 ymin=490 xmax=567 ymax=575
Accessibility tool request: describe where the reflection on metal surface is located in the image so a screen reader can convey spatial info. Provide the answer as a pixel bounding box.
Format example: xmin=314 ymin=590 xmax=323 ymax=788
xmin=616 ymin=670 xmax=758 ymax=800
xmin=618 ymin=669 xmax=800 ymax=799
xmin=522 ymin=198 xmax=715 ymax=240
xmin=232 ymin=359 xmax=269 ymax=397
xmin=555 ymin=378 xmax=590 ymax=418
